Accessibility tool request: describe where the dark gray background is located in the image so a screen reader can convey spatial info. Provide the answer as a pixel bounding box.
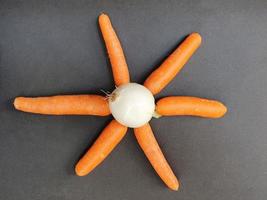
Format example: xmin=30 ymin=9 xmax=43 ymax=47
xmin=0 ymin=0 xmax=267 ymax=199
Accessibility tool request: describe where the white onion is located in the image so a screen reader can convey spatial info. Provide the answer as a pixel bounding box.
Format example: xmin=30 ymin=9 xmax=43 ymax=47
xmin=109 ymin=83 xmax=155 ymax=128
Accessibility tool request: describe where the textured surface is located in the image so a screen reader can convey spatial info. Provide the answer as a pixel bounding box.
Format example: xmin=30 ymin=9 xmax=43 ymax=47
xmin=0 ymin=0 xmax=267 ymax=199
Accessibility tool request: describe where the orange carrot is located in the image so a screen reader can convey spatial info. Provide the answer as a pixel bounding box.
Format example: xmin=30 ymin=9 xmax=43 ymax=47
xmin=156 ymin=96 xmax=227 ymax=118
xmin=75 ymin=120 xmax=127 ymax=176
xmin=134 ymin=124 xmax=179 ymax=191
xmin=144 ymin=33 xmax=202 ymax=95
xmin=14 ymin=95 xmax=110 ymax=116
xmin=99 ymin=13 xmax=130 ymax=86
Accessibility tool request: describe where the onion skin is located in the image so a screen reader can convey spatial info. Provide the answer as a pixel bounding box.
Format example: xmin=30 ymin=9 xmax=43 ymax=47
xmin=109 ymin=83 xmax=155 ymax=128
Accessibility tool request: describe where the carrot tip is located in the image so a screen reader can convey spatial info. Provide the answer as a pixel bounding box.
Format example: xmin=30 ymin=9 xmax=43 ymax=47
xmin=171 ymin=184 xmax=179 ymax=191
xmin=214 ymin=102 xmax=227 ymax=118
xmin=190 ymin=32 xmax=202 ymax=44
xmin=169 ymin=179 xmax=179 ymax=191
xmin=221 ymin=104 xmax=228 ymax=117
xmin=75 ymin=164 xmax=88 ymax=177
xmin=99 ymin=13 xmax=109 ymax=22
xmin=14 ymin=97 xmax=21 ymax=110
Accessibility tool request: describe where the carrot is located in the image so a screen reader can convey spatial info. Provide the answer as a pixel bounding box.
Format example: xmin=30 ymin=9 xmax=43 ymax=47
xmin=134 ymin=124 xmax=179 ymax=191
xmin=75 ymin=120 xmax=127 ymax=176
xmin=14 ymin=95 xmax=110 ymax=116
xmin=144 ymin=33 xmax=202 ymax=95
xmin=99 ymin=13 xmax=130 ymax=86
xmin=156 ymin=96 xmax=227 ymax=118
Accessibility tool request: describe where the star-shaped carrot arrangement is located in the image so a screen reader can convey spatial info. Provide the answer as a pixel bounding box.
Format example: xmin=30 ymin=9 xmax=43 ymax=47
xmin=14 ymin=14 xmax=227 ymax=191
